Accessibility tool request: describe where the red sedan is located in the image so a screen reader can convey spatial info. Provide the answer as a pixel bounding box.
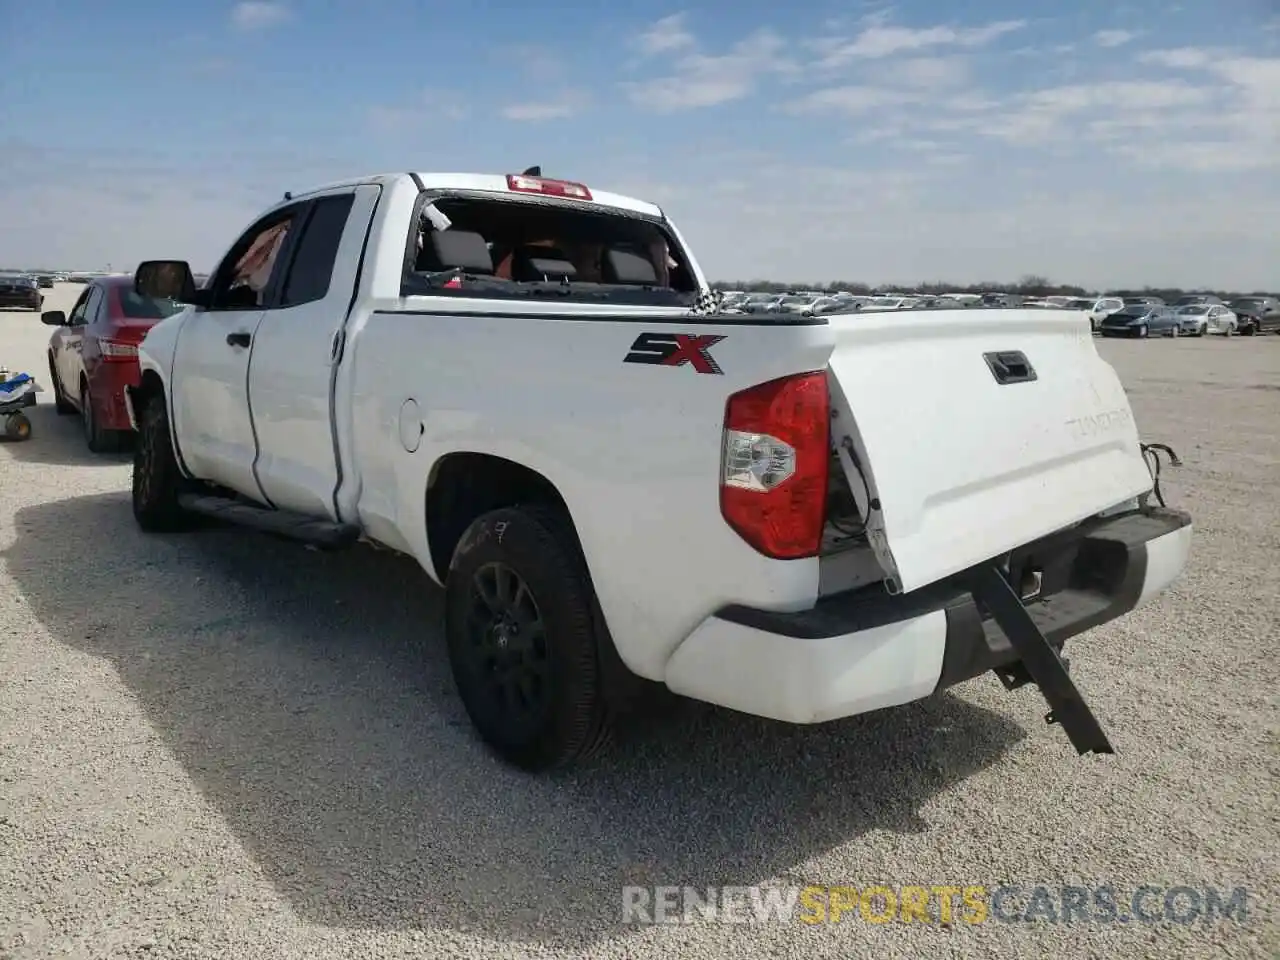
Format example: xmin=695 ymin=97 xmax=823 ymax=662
xmin=43 ymin=276 xmax=185 ymax=452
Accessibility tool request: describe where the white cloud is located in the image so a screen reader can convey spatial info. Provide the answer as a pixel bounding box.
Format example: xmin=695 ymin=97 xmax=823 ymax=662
xmin=230 ymin=2 xmax=289 ymax=31
xmin=635 ymin=13 xmax=695 ymax=56
xmin=501 ymin=90 xmax=590 ymax=122
xmin=891 ymin=56 xmax=973 ymax=89
xmin=1140 ymin=47 xmax=1213 ymax=69
xmin=367 ymin=90 xmax=468 ymax=130
xmin=816 ymin=19 xmax=1026 ymax=66
xmin=625 ymin=27 xmax=795 ymax=112
xmin=1093 ymin=29 xmax=1138 ymax=48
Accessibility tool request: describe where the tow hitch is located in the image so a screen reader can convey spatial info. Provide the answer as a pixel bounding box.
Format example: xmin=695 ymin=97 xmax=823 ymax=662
xmin=967 ymin=564 xmax=1114 ymax=756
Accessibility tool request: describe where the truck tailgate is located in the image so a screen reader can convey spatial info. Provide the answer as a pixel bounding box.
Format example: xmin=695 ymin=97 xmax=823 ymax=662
xmin=825 ymin=308 xmax=1154 ymax=594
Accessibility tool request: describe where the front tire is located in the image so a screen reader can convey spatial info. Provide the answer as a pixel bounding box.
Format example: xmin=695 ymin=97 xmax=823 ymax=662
xmin=1137 ymin=324 xmax=1148 ymax=338
xmin=132 ymin=396 xmax=193 ymax=532
xmin=445 ymin=505 xmax=612 ymax=771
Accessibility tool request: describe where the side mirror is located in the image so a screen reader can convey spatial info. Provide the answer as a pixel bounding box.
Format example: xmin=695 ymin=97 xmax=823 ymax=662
xmin=41 ymin=310 xmax=66 ymax=326
xmin=135 ymin=259 xmax=198 ymax=303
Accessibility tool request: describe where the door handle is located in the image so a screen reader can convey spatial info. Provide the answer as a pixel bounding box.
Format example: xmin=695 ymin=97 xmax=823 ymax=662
xmin=984 ymin=350 xmax=1037 ymax=385
xmin=226 ymin=332 xmax=252 ymax=348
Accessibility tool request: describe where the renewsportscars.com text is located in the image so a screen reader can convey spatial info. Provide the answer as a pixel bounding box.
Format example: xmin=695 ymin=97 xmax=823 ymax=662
xmin=621 ymin=884 xmax=1251 ymax=926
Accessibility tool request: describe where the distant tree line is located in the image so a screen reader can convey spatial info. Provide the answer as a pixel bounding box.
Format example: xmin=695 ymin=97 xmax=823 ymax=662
xmin=711 ymin=274 xmax=1277 ymax=301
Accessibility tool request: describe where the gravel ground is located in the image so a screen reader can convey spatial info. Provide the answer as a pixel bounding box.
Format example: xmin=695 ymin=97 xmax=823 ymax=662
xmin=1 ymin=285 xmax=1276 ymax=959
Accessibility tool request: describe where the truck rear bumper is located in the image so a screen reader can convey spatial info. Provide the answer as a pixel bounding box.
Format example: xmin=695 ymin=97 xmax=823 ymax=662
xmin=663 ymin=507 xmax=1192 ymax=724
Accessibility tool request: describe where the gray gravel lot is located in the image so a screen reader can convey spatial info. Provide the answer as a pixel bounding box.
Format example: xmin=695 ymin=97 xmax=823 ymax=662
xmin=1 ymin=285 xmax=1276 ymax=959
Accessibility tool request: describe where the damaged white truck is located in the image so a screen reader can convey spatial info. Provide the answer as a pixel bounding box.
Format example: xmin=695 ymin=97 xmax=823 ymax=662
xmin=126 ymin=170 xmax=1192 ymax=771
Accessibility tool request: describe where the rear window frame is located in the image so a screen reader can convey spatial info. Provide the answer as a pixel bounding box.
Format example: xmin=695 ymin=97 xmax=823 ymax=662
xmin=397 ymin=188 xmax=700 ymax=307
xmin=112 ymin=284 xmax=187 ymax=321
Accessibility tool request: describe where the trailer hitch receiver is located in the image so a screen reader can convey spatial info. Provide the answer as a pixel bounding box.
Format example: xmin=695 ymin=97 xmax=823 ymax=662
xmin=967 ymin=564 xmax=1114 ymax=756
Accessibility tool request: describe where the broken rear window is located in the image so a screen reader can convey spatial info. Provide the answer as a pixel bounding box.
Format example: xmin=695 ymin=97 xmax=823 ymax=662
xmin=400 ymin=193 xmax=699 ymax=307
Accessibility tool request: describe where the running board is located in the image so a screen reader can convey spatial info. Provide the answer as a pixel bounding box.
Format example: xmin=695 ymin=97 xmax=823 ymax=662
xmin=966 ymin=564 xmax=1115 ymax=756
xmin=177 ymin=493 xmax=360 ymax=549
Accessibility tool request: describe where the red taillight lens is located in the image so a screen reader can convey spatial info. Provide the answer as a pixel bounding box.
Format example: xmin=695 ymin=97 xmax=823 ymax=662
xmin=505 ymin=173 xmax=593 ymax=201
xmin=99 ymin=339 xmax=138 ymax=361
xmin=720 ymin=371 xmax=830 ymax=559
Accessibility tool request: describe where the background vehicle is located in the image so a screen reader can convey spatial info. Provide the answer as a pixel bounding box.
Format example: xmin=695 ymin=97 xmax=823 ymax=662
xmin=1228 ymin=297 xmax=1280 ymax=335
xmin=1145 ymin=307 xmax=1184 ymax=337
xmin=1087 ymin=296 xmax=1124 ymax=331
xmin=0 ymin=273 xmax=43 ymax=310
xmin=1203 ymin=305 xmax=1238 ymax=336
xmin=1173 ymin=293 xmax=1224 ymax=307
xmin=42 ymin=275 xmax=185 ymax=451
xmin=1099 ymin=303 xmax=1165 ymax=338
xmin=1173 ymin=305 xmax=1210 ymax=336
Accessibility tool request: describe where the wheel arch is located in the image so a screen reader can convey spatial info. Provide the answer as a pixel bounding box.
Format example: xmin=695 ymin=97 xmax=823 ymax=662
xmin=126 ymin=368 xmax=193 ymax=478
xmin=425 ymin=450 xmax=653 ymax=726
xmin=424 ymin=452 xmax=580 ymax=585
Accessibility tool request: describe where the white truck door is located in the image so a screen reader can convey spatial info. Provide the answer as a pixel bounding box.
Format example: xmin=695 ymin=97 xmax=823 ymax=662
xmin=171 ymin=206 xmax=301 ymax=499
xmin=246 ymin=184 xmax=380 ymax=519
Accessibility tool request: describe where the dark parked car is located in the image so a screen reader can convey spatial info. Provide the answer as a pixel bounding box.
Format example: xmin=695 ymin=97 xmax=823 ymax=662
xmin=1099 ymin=303 xmax=1171 ymax=338
xmin=1173 ymin=293 xmax=1224 ymax=306
xmin=0 ymin=273 xmax=42 ymax=310
xmin=1228 ymin=297 xmax=1280 ymax=335
xmin=1122 ymin=295 xmax=1165 ymax=306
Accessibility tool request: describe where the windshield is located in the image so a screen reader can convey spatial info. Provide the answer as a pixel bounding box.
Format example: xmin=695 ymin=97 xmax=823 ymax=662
xmin=780 ymin=295 xmax=811 ymax=305
xmin=1178 ymin=305 xmax=1210 ymax=315
xmin=117 ymin=287 xmax=186 ymax=320
xmin=402 ymin=193 xmax=699 ymax=308
xmin=1231 ymin=299 xmax=1262 ymax=311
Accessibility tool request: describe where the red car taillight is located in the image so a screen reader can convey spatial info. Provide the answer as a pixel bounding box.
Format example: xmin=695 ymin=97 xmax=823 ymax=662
xmin=720 ymin=371 xmax=830 ymax=559
xmin=99 ymin=339 xmax=139 ymax=362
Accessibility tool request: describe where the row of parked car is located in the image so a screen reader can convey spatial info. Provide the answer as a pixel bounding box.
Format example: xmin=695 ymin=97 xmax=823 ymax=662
xmin=718 ymin=289 xmax=1280 ymax=337
xmin=1093 ymin=295 xmax=1280 ymax=338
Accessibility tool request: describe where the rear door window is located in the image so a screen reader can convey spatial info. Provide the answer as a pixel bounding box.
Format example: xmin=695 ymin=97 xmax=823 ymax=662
xmin=280 ymin=193 xmax=356 ymax=307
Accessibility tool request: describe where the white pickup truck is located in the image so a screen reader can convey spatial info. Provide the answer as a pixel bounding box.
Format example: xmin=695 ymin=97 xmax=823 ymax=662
xmin=127 ymin=170 xmax=1192 ymax=771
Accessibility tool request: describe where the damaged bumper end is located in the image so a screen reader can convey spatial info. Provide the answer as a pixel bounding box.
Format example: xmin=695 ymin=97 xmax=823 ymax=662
xmin=665 ymin=506 xmax=1192 ymax=755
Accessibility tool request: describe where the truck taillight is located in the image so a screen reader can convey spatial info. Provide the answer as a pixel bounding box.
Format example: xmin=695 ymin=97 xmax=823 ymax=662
xmin=99 ymin=339 xmax=138 ymax=361
xmin=720 ymin=371 xmax=829 ymax=559
xmin=505 ymin=174 xmax=592 ymax=201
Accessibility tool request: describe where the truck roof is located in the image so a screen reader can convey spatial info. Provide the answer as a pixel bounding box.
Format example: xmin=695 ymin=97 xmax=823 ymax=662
xmin=283 ymin=172 xmax=665 ymax=219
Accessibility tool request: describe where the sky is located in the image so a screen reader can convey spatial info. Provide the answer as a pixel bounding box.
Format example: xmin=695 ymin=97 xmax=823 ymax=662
xmin=2 ymin=0 xmax=1278 ymax=290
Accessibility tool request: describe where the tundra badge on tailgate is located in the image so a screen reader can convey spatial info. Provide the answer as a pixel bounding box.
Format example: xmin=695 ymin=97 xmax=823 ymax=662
xmin=623 ymin=333 xmax=725 ymax=375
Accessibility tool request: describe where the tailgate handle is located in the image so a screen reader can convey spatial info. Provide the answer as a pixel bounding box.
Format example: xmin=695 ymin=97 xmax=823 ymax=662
xmin=984 ymin=350 xmax=1037 ymax=385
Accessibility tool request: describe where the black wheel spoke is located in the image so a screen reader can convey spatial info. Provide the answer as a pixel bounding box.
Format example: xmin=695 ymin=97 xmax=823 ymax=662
xmin=459 ymin=561 xmax=549 ymax=720
xmin=473 ymin=569 xmax=503 ymax=616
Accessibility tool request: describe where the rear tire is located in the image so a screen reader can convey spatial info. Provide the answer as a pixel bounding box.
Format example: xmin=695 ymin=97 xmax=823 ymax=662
xmin=48 ymin=356 xmax=75 ymax=415
xmin=444 ymin=505 xmax=613 ymax=771
xmin=81 ymin=382 xmax=119 ymax=452
xmin=1138 ymin=324 xmax=1148 ymax=338
xmin=132 ymin=396 xmax=193 ymax=532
